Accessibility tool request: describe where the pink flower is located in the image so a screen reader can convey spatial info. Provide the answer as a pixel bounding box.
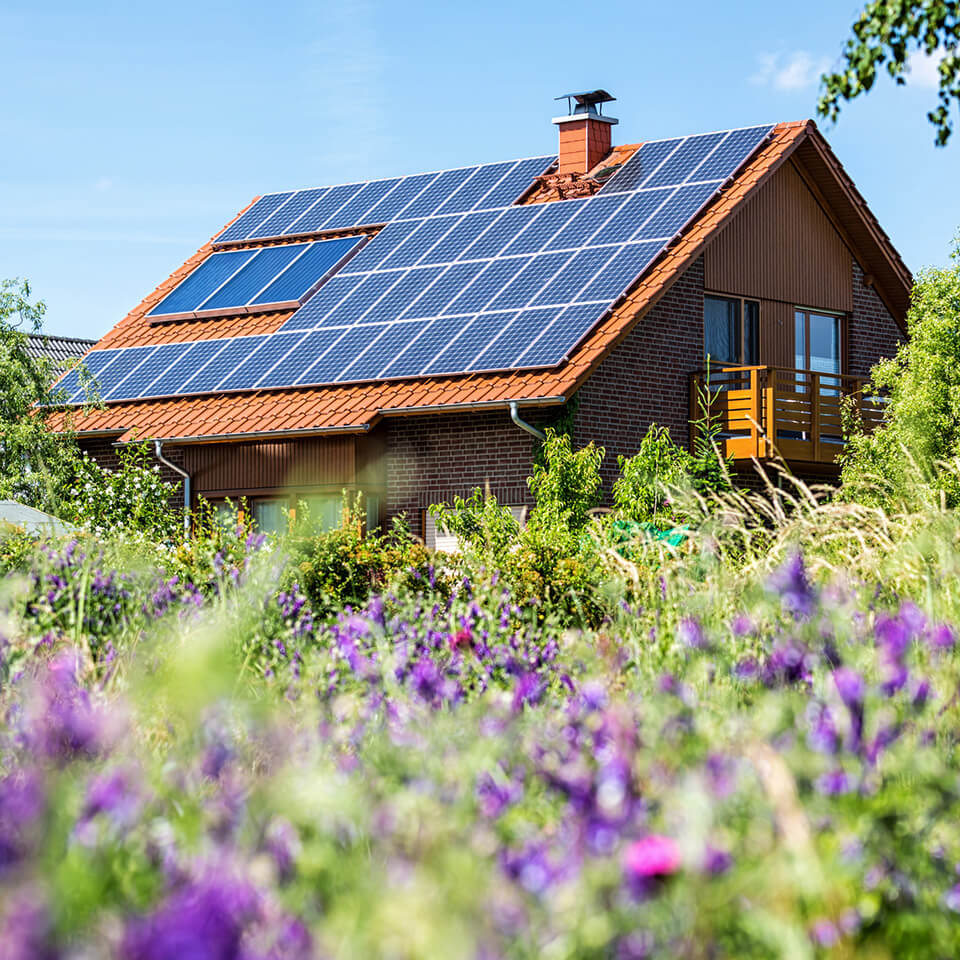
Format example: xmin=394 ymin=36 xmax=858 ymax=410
xmin=624 ymin=835 xmax=681 ymax=878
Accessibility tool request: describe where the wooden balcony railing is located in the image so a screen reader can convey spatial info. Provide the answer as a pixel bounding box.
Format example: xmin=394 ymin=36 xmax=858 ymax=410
xmin=689 ymin=365 xmax=886 ymax=466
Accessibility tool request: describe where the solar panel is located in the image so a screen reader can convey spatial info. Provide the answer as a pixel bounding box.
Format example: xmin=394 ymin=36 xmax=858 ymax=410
xmin=180 ymin=336 xmax=268 ymax=394
xmin=216 ymin=193 xmax=294 ymax=244
xmin=336 ymin=319 xmax=426 ymax=382
xmin=141 ymin=340 xmax=227 ymax=398
xmin=250 ymin=188 xmax=328 ymax=240
xmin=75 ymin=127 xmax=774 ymax=405
xmin=251 ymin=237 xmax=362 ymax=306
xmin=53 ymin=348 xmax=120 ymax=403
xmin=422 ymin=310 xmax=517 ymax=375
xmin=517 ymin=302 xmax=606 ymax=367
xmin=480 ymin=156 xmax=553 ymax=209
xmin=218 ymin=332 xmax=307 ymax=391
xmin=468 ymin=307 xmax=559 ymax=371
xmin=642 ymin=132 xmax=727 ymax=189
xmin=199 ymin=245 xmax=307 ymax=312
xmin=325 ymin=178 xmax=402 ymax=230
xmin=106 ymin=342 xmax=187 ymax=400
xmin=435 ymin=162 xmax=515 ymax=215
xmin=91 ymin=346 xmax=158 ymax=400
xmin=148 ymin=238 xmax=362 ymax=320
xmin=147 ymin=250 xmax=256 ymax=317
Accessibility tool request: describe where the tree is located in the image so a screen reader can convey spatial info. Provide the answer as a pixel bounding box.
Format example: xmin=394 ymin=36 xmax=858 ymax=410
xmin=0 ymin=279 xmax=84 ymax=512
xmin=840 ymin=237 xmax=960 ymax=503
xmin=819 ymin=1 xmax=960 ymax=145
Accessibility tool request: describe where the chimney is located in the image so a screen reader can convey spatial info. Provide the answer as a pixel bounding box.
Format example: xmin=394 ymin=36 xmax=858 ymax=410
xmin=552 ymin=90 xmax=618 ymax=176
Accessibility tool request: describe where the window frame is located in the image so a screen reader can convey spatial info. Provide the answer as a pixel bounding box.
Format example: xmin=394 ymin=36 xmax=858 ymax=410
xmin=793 ymin=307 xmax=846 ymax=375
xmin=703 ymin=292 xmax=760 ymax=367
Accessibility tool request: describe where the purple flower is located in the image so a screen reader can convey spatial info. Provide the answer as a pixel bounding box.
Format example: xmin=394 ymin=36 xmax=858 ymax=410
xmin=703 ymin=844 xmax=733 ymax=875
xmin=930 ymin=624 xmax=956 ymax=650
xmin=945 ymin=883 xmax=960 ymax=912
xmin=767 ymin=551 xmax=815 ymax=618
xmin=0 ymin=770 xmax=45 ymax=871
xmin=121 ymin=873 xmax=260 ymax=960
xmin=810 ymin=920 xmax=839 ymax=947
xmin=731 ymin=614 xmax=754 ymax=637
xmin=82 ymin=768 xmax=138 ymax=825
xmin=876 ymin=614 xmax=910 ymax=663
xmin=0 ymin=893 xmax=56 ymax=960
xmin=264 ymin=819 xmax=300 ymax=883
xmin=833 ymin=667 xmax=865 ymax=709
xmin=512 ymin=672 xmax=544 ymax=712
xmin=677 ymin=617 xmax=707 ymax=650
xmin=815 ymin=769 xmax=852 ymax=796
xmin=476 ymin=773 xmax=516 ymax=819
xmin=28 ymin=651 xmax=105 ymax=764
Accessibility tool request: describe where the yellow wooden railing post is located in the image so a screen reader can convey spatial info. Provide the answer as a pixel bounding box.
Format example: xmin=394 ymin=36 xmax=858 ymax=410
xmin=748 ymin=367 xmax=759 ymax=459
xmin=811 ymin=372 xmax=820 ymax=462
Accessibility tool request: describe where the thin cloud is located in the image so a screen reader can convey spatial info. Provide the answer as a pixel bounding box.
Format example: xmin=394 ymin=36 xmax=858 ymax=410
xmin=751 ymin=51 xmax=831 ymax=92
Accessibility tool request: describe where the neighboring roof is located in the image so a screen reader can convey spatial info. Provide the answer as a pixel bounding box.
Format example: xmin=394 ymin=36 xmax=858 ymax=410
xmin=26 ymin=333 xmax=97 ymax=369
xmin=50 ymin=120 xmax=911 ymax=444
xmin=0 ymin=500 xmax=74 ymax=536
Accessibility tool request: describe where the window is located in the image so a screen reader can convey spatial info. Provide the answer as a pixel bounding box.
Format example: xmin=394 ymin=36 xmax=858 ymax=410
xmin=794 ymin=309 xmax=841 ymax=376
xmin=704 ymin=296 xmax=758 ymax=366
xmin=298 ymin=495 xmax=343 ymax=533
xmin=252 ymin=498 xmax=289 ymax=534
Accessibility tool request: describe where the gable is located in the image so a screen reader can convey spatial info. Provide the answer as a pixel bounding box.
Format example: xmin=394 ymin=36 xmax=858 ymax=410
xmin=703 ymin=160 xmax=852 ymax=313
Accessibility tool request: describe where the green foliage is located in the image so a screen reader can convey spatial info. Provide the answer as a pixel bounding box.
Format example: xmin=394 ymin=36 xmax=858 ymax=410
xmin=64 ymin=442 xmax=182 ymax=542
xmin=430 ymin=488 xmax=520 ymax=562
xmin=818 ymin=0 xmax=960 ymax=145
xmin=614 ymin=425 xmax=691 ymax=524
xmin=840 ymin=239 xmax=960 ymax=505
xmin=527 ymin=427 xmax=604 ymax=531
xmin=290 ymin=496 xmax=432 ymax=616
xmin=614 ymin=404 xmax=732 ymax=526
xmin=0 ymin=279 xmax=83 ymax=513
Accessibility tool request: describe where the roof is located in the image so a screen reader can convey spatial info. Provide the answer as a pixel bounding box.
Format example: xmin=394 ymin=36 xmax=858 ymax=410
xmin=0 ymin=500 xmax=74 ymax=536
xmin=49 ymin=120 xmax=911 ymax=445
xmin=26 ymin=333 xmax=97 ymax=369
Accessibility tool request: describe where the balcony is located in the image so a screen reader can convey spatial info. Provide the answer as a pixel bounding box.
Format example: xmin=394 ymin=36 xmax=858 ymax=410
xmin=689 ymin=366 xmax=885 ymax=468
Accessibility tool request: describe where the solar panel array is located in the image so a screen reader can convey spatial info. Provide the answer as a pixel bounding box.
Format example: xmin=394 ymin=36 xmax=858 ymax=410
xmin=56 ymin=124 xmax=773 ymax=405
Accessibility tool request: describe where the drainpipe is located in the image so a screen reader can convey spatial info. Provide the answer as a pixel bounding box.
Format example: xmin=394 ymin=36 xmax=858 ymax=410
xmin=154 ymin=440 xmax=191 ymax=535
xmin=509 ymin=401 xmax=546 ymax=442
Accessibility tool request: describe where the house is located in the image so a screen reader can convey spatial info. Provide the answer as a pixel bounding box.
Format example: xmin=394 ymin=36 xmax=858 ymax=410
xmin=50 ymin=92 xmax=910 ymax=540
xmin=26 ymin=334 xmax=97 ymax=377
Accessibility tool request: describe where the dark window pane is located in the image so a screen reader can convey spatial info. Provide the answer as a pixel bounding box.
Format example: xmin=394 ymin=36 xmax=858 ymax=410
xmin=704 ymin=296 xmax=740 ymax=364
xmin=809 ymin=313 xmax=840 ymax=375
xmin=794 ymin=310 xmax=806 ymax=370
xmin=743 ymin=300 xmax=759 ymax=364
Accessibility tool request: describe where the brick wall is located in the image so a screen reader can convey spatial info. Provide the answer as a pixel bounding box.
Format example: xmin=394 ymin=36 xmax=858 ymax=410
xmin=848 ymin=260 xmax=906 ymax=378
xmin=572 ymin=256 xmax=705 ymax=496
xmin=78 ymin=436 xmax=187 ymax=511
xmin=384 ymin=410 xmax=549 ymax=521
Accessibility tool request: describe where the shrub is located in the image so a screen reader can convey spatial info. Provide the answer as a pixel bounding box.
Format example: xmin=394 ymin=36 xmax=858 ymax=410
xmin=64 ymin=442 xmax=181 ymax=542
xmin=841 ymin=237 xmax=960 ymax=506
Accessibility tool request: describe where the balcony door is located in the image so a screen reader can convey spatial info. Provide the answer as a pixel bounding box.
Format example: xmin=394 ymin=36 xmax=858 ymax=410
xmin=795 ymin=310 xmax=842 ymax=377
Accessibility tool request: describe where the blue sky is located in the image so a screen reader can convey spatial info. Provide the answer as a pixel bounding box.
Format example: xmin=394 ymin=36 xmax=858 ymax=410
xmin=2 ymin=0 xmax=957 ymax=339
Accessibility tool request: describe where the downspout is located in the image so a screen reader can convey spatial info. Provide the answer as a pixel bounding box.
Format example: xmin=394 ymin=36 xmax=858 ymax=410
xmin=509 ymin=401 xmax=546 ymax=442
xmin=154 ymin=440 xmax=191 ymax=535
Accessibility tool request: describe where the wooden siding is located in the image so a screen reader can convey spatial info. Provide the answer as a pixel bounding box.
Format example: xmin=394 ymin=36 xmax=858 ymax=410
xmin=183 ymin=435 xmax=358 ymax=497
xmin=704 ymin=160 xmax=853 ymax=314
xmin=759 ymin=299 xmax=794 ymax=368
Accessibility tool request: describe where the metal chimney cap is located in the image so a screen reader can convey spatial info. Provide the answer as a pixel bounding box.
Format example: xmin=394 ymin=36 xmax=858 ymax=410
xmin=554 ymin=89 xmax=616 ymax=116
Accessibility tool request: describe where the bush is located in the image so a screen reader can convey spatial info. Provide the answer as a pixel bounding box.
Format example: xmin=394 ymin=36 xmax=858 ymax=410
xmin=841 ymin=238 xmax=960 ymax=506
xmin=64 ymin=443 xmax=181 ymax=542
